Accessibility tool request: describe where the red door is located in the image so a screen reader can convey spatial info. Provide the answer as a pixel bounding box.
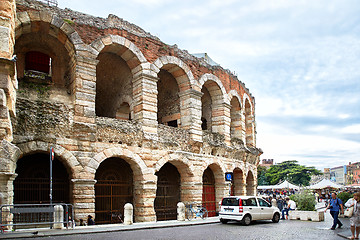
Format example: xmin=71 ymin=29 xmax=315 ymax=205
xmin=202 ymin=167 xmax=216 ymax=217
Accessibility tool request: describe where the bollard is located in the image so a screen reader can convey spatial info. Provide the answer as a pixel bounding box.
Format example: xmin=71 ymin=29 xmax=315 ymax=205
xmin=54 ymin=205 xmax=64 ymax=229
xmin=271 ymin=199 xmax=277 ymax=208
xmin=124 ymin=203 xmax=133 ymax=225
xmin=177 ymin=202 xmax=185 ymax=221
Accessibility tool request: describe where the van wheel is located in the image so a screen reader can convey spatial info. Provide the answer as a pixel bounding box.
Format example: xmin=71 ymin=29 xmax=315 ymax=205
xmin=242 ymin=214 xmax=252 ymax=226
xmin=220 ymin=219 xmax=228 ymax=224
xmin=272 ymin=213 xmax=280 ymax=223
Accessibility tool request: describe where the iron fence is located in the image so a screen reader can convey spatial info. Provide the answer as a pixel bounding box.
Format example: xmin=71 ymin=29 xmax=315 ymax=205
xmin=0 ymin=203 xmax=74 ymax=233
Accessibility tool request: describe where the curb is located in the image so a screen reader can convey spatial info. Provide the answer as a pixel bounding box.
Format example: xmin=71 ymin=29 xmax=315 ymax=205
xmin=0 ymin=218 xmax=219 ymax=239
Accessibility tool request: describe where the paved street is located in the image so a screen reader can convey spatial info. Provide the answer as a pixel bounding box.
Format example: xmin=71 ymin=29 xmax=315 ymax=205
xmin=40 ymin=212 xmax=350 ymax=240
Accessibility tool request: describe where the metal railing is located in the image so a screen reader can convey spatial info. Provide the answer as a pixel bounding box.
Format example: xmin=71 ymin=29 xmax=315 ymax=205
xmin=0 ymin=203 xmax=74 ymax=233
xmin=39 ymin=0 xmax=58 ymax=7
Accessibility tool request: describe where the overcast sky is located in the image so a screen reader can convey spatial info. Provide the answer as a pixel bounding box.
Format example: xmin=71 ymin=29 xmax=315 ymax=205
xmin=58 ymin=0 xmax=360 ymax=170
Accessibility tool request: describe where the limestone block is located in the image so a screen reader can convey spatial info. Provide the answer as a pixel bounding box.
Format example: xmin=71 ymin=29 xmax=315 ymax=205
xmin=39 ymin=11 xmax=52 ymax=23
xmin=28 ymin=11 xmax=40 ymax=22
xmin=60 ymin=22 xmax=75 ymax=36
xmin=124 ymin=203 xmax=133 ymax=225
xmin=51 ymin=15 xmax=63 ymax=28
xmin=17 ymin=12 xmax=30 ymax=25
xmin=0 ymin=27 xmax=10 ymax=53
xmin=288 ymin=210 xmax=324 ymax=222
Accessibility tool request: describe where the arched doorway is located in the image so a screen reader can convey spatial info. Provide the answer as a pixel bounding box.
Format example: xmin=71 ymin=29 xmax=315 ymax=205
xmin=246 ymin=171 xmax=255 ymax=196
xmin=154 ymin=162 xmax=180 ymax=221
xmin=95 ymin=157 xmax=133 ymax=224
xmin=233 ymin=168 xmax=244 ymax=196
xmin=14 ymin=153 xmax=70 ymax=204
xmin=202 ymin=167 xmax=216 ymax=217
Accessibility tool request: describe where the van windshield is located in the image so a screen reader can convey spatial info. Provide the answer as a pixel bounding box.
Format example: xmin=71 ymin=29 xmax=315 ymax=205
xmin=222 ymin=198 xmax=239 ymax=206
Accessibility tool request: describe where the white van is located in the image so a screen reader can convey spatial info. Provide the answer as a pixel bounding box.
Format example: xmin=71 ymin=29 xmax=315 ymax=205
xmin=219 ymin=196 xmax=281 ymax=225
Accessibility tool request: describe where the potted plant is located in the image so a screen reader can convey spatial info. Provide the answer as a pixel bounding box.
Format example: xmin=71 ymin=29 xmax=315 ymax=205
xmin=288 ymin=190 xmax=324 ymax=221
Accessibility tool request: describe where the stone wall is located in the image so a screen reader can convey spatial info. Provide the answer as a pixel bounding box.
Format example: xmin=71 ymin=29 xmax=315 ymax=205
xmin=0 ymin=0 xmax=262 ymax=224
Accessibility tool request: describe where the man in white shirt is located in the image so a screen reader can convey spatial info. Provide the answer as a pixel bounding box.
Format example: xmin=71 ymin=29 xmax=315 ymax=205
xmin=281 ymin=197 xmax=297 ymax=220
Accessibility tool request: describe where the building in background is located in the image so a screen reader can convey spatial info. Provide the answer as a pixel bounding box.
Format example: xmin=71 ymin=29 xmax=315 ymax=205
xmin=324 ymin=168 xmax=330 ymax=180
xmin=260 ymin=159 xmax=274 ymax=169
xmin=345 ymin=162 xmax=360 ymax=186
xmin=330 ymin=166 xmax=346 ymax=185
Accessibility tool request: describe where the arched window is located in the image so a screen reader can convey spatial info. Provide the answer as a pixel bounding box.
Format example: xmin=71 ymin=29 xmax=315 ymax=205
xmin=25 ymin=51 xmax=51 ymax=74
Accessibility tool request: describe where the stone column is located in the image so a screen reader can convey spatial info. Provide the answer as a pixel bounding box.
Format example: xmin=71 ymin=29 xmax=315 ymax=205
xmin=133 ymin=172 xmax=157 ymax=222
xmin=230 ymin=104 xmax=242 ymax=139
xmin=132 ymin=72 xmax=159 ymax=141
xmin=181 ymin=176 xmax=202 ymax=205
xmin=71 ymin=179 xmax=96 ymax=223
xmin=0 ymin=172 xmax=17 ymax=229
xmin=212 ymin=102 xmax=231 ymax=146
xmin=0 ymin=0 xmax=17 ymax=142
xmin=179 ymin=89 xmax=203 ymax=143
xmin=245 ymin=112 xmax=255 ymax=147
xmin=72 ymin=55 xmax=98 ymax=142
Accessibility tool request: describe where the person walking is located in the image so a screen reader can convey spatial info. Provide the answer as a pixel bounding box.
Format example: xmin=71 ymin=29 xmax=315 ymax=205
xmin=345 ymin=192 xmax=360 ymax=240
xmin=325 ymin=192 xmax=344 ymax=230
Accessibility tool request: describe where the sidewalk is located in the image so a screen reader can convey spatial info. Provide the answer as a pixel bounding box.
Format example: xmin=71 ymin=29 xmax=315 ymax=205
xmin=0 ymin=217 xmax=219 ymax=239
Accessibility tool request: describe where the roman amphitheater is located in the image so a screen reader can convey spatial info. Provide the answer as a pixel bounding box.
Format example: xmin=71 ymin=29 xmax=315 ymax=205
xmin=0 ymin=0 xmax=262 ymax=224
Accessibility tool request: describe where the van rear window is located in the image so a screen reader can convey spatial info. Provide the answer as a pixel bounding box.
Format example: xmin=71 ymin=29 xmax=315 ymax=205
xmin=222 ymin=198 xmax=239 ymax=206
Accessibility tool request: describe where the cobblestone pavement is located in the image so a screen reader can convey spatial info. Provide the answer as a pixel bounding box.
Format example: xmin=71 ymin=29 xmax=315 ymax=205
xmin=41 ymin=212 xmax=350 ymax=240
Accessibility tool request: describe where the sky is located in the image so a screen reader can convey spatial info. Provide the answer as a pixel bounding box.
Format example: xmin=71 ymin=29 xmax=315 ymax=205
xmin=57 ymin=0 xmax=360 ymax=171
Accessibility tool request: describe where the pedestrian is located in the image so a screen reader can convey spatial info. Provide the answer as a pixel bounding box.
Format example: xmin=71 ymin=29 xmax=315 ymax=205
xmin=325 ymin=192 xmax=344 ymax=230
xmin=277 ymin=196 xmax=285 ymax=211
xmin=87 ymin=215 xmax=95 ymax=225
xmin=79 ymin=218 xmax=86 ymax=226
xmin=345 ymin=192 xmax=360 ymax=239
xmin=281 ymin=197 xmax=296 ymax=220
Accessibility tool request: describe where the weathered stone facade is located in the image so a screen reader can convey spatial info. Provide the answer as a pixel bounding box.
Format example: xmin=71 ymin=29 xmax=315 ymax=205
xmin=0 ymin=0 xmax=262 ymax=224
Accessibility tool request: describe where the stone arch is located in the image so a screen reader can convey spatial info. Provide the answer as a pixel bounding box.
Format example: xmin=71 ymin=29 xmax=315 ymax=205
xmin=246 ymin=170 xmax=256 ymax=196
xmin=228 ymin=90 xmax=243 ymax=140
xmin=15 ymin=10 xmax=81 ymax=94
xmin=16 ymin=141 xmax=80 ymax=179
xmin=92 ymin=147 xmax=151 ymax=180
xmin=152 ymin=56 xmax=196 ymax=128
xmin=91 ymin=35 xmax=148 ymax=119
xmin=199 ymin=74 xmax=230 ymax=139
xmin=244 ymin=94 xmax=255 ymax=147
xmin=233 ymin=167 xmax=245 ymax=196
xmin=92 ymin=147 xmax=151 ymax=223
xmin=199 ymin=74 xmax=229 ymax=105
xmin=201 ymin=161 xmax=226 ymax=214
xmin=154 ymin=154 xmax=193 ymax=180
xmin=152 ymin=56 xmax=196 ymax=91
xmin=90 ymin=34 xmax=147 ymax=74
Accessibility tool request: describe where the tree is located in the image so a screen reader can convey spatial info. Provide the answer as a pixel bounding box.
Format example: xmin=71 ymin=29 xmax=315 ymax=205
xmin=257 ymin=165 xmax=268 ymax=185
xmin=263 ymin=160 xmax=322 ymax=186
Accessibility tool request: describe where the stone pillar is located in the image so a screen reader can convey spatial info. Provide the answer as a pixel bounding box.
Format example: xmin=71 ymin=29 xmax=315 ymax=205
xmin=212 ymin=102 xmax=231 ymax=146
xmin=134 ymin=175 xmax=157 ymax=222
xmin=72 ymin=55 xmax=98 ymax=142
xmin=132 ymin=72 xmax=159 ymax=141
xmin=179 ymin=89 xmax=203 ymax=142
xmin=0 ymin=172 xmax=17 ymax=230
xmin=181 ymin=175 xmax=202 ymax=205
xmin=0 ymin=0 xmax=17 ymax=142
xmin=230 ymin=104 xmax=242 ymax=139
xmin=246 ymin=112 xmax=255 ymax=147
xmin=71 ymin=179 xmax=96 ymax=223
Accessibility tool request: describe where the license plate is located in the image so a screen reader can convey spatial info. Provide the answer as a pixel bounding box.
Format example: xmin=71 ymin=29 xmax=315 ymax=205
xmin=224 ymin=208 xmax=233 ymax=212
